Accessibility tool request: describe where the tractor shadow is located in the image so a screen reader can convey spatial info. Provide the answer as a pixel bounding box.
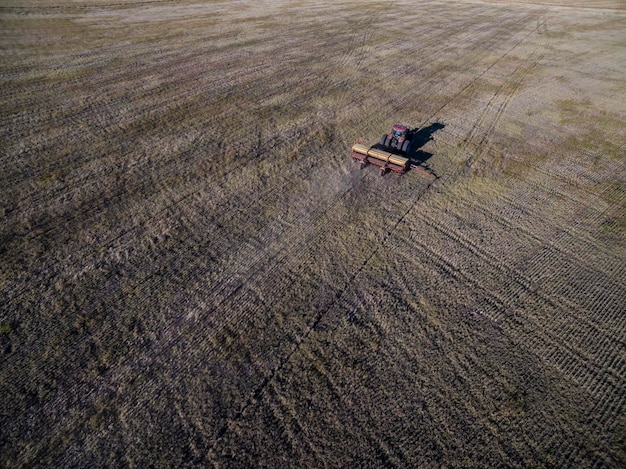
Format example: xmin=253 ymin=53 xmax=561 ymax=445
xmin=407 ymin=122 xmax=445 ymax=166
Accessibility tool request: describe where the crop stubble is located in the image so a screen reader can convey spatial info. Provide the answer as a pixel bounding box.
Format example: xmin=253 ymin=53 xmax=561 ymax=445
xmin=1 ymin=0 xmax=625 ymax=467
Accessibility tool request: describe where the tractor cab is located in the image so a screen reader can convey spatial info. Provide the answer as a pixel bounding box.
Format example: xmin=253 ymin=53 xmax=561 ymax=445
xmin=390 ymin=124 xmax=409 ymax=142
xmin=379 ymin=124 xmax=412 ymax=154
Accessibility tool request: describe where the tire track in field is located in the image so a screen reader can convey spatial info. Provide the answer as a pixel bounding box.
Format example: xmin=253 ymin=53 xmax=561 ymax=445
xmin=2 ymin=6 xmax=520 ymax=227
xmin=522 ymin=329 xmax=626 ymax=439
xmin=449 ymin=180 xmax=623 ymax=290
xmin=263 ymin=379 xmax=329 ymax=465
xmin=206 ymin=12 xmax=553 ymax=460
xmin=388 ymin=247 xmax=596 ymax=465
xmin=307 ymin=6 xmax=533 ymax=142
xmin=203 ymin=180 xmax=422 ymax=467
xmin=0 ymin=42 xmax=201 ymax=143
xmin=5 ymin=55 xmax=362 ymax=450
xmin=1 ymin=52 xmax=276 ymax=198
xmin=3 ymin=119 xmax=329 ymax=365
xmin=5 ymin=25 xmax=391 ymax=448
xmin=501 ymin=153 xmax=624 ymax=224
xmin=206 ymin=172 xmax=439 ymax=462
xmin=7 ymin=3 xmax=608 ymax=462
xmin=0 ymin=2 xmax=175 ymax=12
xmin=259 ymin=350 xmax=404 ymax=468
xmin=388 ymin=14 xmax=550 ymax=184
xmin=408 ymin=13 xmax=535 ymax=111
xmin=365 ymin=14 xmax=624 ymax=458
xmin=388 ymin=220 xmax=622 ymax=463
xmin=398 ymin=193 xmax=625 ymax=456
xmin=492 ymin=219 xmax=623 ymax=333
xmin=366 ymin=11 xmax=534 ymax=133
xmin=2 ymin=17 xmax=316 ymax=195
xmin=1 ymin=49 xmax=339 ymax=306
xmin=6 ymin=129 xmax=284 ymax=319
xmin=6 ymin=9 xmax=336 ymax=200
xmin=111 ymin=175 xmax=372 ymax=464
xmin=448 ymin=15 xmax=550 ymax=174
xmin=10 ymin=155 xmax=358 ymax=466
xmin=409 ymin=203 xmax=625 ymax=363
xmin=471 ymin=177 xmax=626 ymax=329
xmin=3 ymin=103 xmax=308 ymax=362
xmin=1 ymin=8 xmax=536 ymax=304
xmin=3 ymin=4 xmax=380 ymax=308
xmin=2 ymin=131 xmax=272 ymax=306
xmin=367 ymin=12 xmax=548 ymax=180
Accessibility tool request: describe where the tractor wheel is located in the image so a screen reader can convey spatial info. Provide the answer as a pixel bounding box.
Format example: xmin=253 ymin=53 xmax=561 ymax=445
xmin=379 ymin=134 xmax=387 ymax=145
xmin=401 ymin=139 xmax=410 ymax=154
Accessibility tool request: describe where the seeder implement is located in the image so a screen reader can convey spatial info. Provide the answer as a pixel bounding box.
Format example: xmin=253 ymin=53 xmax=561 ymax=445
xmin=350 ymin=123 xmax=438 ymax=177
xmin=350 ymin=143 xmax=410 ymax=175
xmin=350 ymin=123 xmax=444 ymax=179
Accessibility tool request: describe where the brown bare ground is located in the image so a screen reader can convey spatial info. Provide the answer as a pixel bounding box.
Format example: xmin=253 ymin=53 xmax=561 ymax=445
xmin=1 ymin=0 xmax=625 ymax=467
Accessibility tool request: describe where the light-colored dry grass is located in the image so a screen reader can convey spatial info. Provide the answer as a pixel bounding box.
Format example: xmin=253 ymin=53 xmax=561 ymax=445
xmin=1 ymin=0 xmax=625 ymax=467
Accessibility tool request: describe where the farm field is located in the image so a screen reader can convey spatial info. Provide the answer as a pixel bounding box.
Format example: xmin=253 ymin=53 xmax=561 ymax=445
xmin=1 ymin=0 xmax=625 ymax=466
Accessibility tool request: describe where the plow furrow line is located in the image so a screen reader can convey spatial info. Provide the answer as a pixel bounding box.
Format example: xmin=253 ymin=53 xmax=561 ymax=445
xmin=426 ymin=15 xmax=549 ymax=168
xmin=580 ymin=324 xmax=626 ymax=367
xmin=392 ymin=231 xmax=510 ymax=324
xmin=3 ymin=37 xmax=356 ymax=221
xmin=2 ymin=42 xmax=318 ymax=188
xmin=593 ymin=394 xmax=626 ymax=435
xmin=345 ymin=13 xmax=541 ymax=149
xmin=13 ymin=167 xmax=359 ymax=462
xmin=573 ymin=277 xmax=626 ymax=323
xmin=404 ymin=190 xmax=621 ymax=352
xmin=588 ymin=382 xmax=626 ymax=433
xmin=535 ymin=268 xmax=625 ymax=344
xmin=405 ymin=209 xmax=578 ymax=317
xmin=401 ymin=13 xmax=530 ymax=105
xmin=458 ymin=19 xmax=548 ymax=171
xmin=412 ymin=210 xmax=525 ymax=281
xmin=2 ymin=22 xmax=309 ymax=112
xmin=399 ymin=210 xmax=624 ymax=430
xmin=453 ymin=192 xmax=621 ymax=282
xmin=521 ymin=318 xmax=624 ymax=416
xmin=588 ymin=292 xmax=626 ymax=329
xmin=120 ymin=185 xmax=366 ymax=454
xmin=263 ymin=382 xmax=327 ymax=466
xmin=516 ymin=321 xmax=624 ymax=438
xmin=206 ymin=167 xmax=439 ymax=457
xmin=503 ymin=166 xmax=613 ymax=224
xmin=15 ymin=87 xmax=326 ymax=238
xmin=2 ymin=110 xmax=327 ymax=305
xmin=2 ymin=76 xmax=304 ymax=219
xmin=0 ymin=54 xmax=218 ymax=145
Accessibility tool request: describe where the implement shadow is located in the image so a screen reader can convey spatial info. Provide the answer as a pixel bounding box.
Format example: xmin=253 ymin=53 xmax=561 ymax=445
xmin=408 ymin=122 xmax=445 ymax=166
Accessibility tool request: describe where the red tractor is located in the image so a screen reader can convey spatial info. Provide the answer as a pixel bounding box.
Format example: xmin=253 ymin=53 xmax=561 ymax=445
xmin=379 ymin=124 xmax=412 ymax=154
